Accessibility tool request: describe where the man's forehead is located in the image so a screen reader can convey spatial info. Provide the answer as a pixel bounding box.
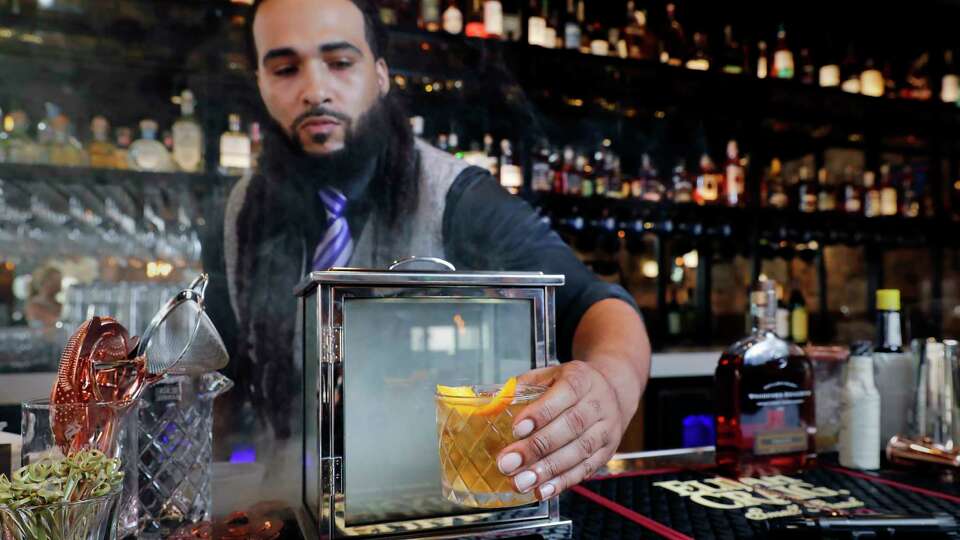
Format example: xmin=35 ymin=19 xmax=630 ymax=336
xmin=254 ymin=0 xmax=369 ymax=57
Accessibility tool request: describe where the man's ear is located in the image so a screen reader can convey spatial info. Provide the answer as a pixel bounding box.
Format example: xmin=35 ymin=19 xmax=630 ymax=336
xmin=376 ymin=58 xmax=390 ymax=97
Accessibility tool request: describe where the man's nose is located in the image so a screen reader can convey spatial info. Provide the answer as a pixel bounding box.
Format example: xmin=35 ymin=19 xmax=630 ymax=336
xmin=300 ymin=61 xmax=333 ymax=107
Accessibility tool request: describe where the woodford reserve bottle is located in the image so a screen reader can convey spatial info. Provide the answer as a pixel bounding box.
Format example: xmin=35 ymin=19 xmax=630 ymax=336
xmin=715 ymin=280 xmax=816 ymax=475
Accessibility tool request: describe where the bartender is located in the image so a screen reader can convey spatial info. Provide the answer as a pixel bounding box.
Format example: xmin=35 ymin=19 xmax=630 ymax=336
xmin=216 ymin=0 xmax=651 ymax=502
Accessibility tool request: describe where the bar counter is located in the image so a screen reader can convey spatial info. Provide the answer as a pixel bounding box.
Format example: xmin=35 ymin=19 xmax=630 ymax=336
xmin=206 ymin=446 xmax=959 ymax=540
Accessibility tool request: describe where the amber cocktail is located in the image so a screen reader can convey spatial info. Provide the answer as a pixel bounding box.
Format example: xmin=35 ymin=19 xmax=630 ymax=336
xmin=435 ymin=379 xmax=545 ymax=509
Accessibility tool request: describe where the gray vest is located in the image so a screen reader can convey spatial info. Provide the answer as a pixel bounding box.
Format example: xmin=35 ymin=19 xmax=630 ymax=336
xmin=224 ymin=139 xmax=470 ymax=321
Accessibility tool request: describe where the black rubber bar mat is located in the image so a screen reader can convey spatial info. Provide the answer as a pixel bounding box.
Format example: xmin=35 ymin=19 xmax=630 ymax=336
xmin=570 ymin=466 xmax=960 ymax=540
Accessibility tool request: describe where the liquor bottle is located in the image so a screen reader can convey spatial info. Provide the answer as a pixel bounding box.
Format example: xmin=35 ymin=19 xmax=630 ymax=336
xmin=766 ymin=158 xmax=789 ymax=209
xmin=902 ymin=52 xmax=933 ymax=101
xmin=841 ymin=46 xmax=861 ymax=94
xmin=130 ymin=119 xmax=175 ymax=172
xmin=772 ymin=24 xmax=794 ymax=79
xmin=819 ymin=61 xmax=841 ymax=88
xmin=941 ymin=50 xmax=959 ymax=104
xmin=442 ymin=0 xmax=463 ymax=34
xmin=789 ymin=282 xmax=808 ymax=345
xmin=531 ymin=140 xmax=552 ymax=193
xmin=579 ymin=151 xmax=594 ymax=197
xmin=2 ymin=110 xmax=44 ymax=164
xmin=671 ymin=162 xmax=693 ymax=204
xmin=756 ymin=41 xmax=769 ymax=79
xmin=883 ymin=62 xmax=898 ymax=99
xmin=499 ymin=139 xmax=523 ymax=194
xmin=635 ymin=153 xmax=664 ymax=202
xmin=562 ymin=0 xmax=581 ymax=50
xmin=567 ymin=149 xmax=583 ymax=196
xmin=840 ymin=166 xmax=862 ymax=215
xmin=87 ymin=116 xmax=117 ymax=169
xmin=543 ymin=6 xmax=558 ymax=49
xmin=219 ymin=113 xmax=252 ymax=176
xmin=879 ymin=163 xmax=899 ymax=216
xmin=48 ymin=114 xmax=88 ymax=167
xmin=249 ymin=122 xmax=263 ymax=168
xmin=448 ymin=131 xmax=461 ymax=157
xmin=483 ymin=134 xmax=498 ymax=177
xmin=715 ymin=279 xmax=816 ymax=475
xmin=816 ymin=168 xmax=837 ymax=212
xmin=661 ymin=3 xmax=685 ymax=67
xmin=796 ymin=165 xmax=818 ymax=213
xmin=874 ymin=289 xmax=903 ymax=354
xmin=863 ymin=170 xmax=881 ymax=218
xmin=694 ymin=154 xmax=720 ymax=205
xmin=799 ymin=48 xmax=816 ymax=84
xmin=624 ymin=7 xmax=657 ymax=61
xmin=465 ymin=0 xmax=486 ymax=37
xmin=502 ymin=0 xmax=522 ymax=42
xmin=720 ymin=25 xmax=745 ymax=75
xmin=379 ymin=0 xmax=416 ymax=27
xmin=593 ymin=141 xmax=610 ymax=195
xmin=483 ymin=0 xmax=503 ymax=39
xmin=113 ymin=127 xmax=132 ymax=170
xmin=420 ymin=0 xmax=441 ymax=31
xmin=724 ymin=140 xmax=745 ymax=207
xmin=526 ymin=0 xmax=545 ymax=46
xmin=900 ymin=165 xmax=920 ymax=218
xmin=554 ymin=146 xmax=573 ymax=194
xmin=437 ymin=133 xmax=449 ymax=153
xmin=588 ymin=21 xmax=608 ymax=56
xmin=860 ymin=57 xmax=885 ymax=98
xmin=775 ymin=283 xmax=790 ymax=339
xmin=172 ymin=89 xmax=204 ymax=173
xmin=667 ymin=286 xmax=682 ymax=339
xmin=686 ymin=32 xmax=710 ymax=71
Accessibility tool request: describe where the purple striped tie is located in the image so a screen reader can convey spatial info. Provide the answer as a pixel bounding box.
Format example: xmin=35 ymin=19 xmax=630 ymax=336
xmin=312 ymin=187 xmax=353 ymax=270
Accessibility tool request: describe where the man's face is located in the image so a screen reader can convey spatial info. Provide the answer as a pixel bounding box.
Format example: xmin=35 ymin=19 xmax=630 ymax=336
xmin=253 ymin=0 xmax=389 ymax=155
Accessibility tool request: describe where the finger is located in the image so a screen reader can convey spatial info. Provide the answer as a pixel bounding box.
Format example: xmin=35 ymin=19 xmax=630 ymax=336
xmin=511 ymin=423 xmax=613 ymax=495
xmin=537 ymin=444 xmax=612 ymax=500
xmin=513 ymin=361 xmax=594 ymax=439
xmin=498 ymin=394 xmax=605 ymax=475
xmin=516 ymin=365 xmax=560 ymax=387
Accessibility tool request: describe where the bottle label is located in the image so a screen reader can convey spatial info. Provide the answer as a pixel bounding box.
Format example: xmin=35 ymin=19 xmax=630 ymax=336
xmin=590 ymin=40 xmax=609 ymax=56
xmin=564 ymin=23 xmax=580 ymax=49
xmin=220 ymin=136 xmax=252 ymax=170
xmin=172 ymin=122 xmax=203 ymax=172
xmin=528 ymin=16 xmax=546 ymax=46
xmin=884 ymin=312 xmax=902 ymax=349
xmin=880 ymin=188 xmax=898 ymax=216
xmin=754 ymin=429 xmax=808 ymax=456
xmin=773 ymin=50 xmax=794 ymax=78
xmin=531 ymin=162 xmax=551 ymax=192
xmin=499 ymin=164 xmax=523 ymax=191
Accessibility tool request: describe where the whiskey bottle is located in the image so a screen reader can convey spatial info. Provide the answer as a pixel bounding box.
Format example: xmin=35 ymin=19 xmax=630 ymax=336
xmin=2 ymin=110 xmax=44 ymax=164
xmin=841 ymin=45 xmax=862 ymax=94
xmin=219 ymin=113 xmax=252 ymax=176
xmin=172 ymin=89 xmax=204 ymax=173
xmin=796 ymin=165 xmax=818 ymax=213
xmin=765 ymin=158 xmax=789 ymax=209
xmin=419 ymin=0 xmax=441 ymax=31
xmin=902 ymin=52 xmax=933 ymax=101
xmin=715 ymin=279 xmax=816 ymax=475
xmin=442 ymin=0 xmax=463 ymax=33
xmin=483 ymin=0 xmax=503 ymax=39
xmin=499 ymin=139 xmax=523 ymax=194
xmin=772 ymin=24 xmax=794 ymax=79
xmin=840 ymin=166 xmax=863 ymax=215
xmin=863 ymin=170 xmax=881 ymax=218
xmin=566 ymin=148 xmax=583 ymax=196
xmin=694 ymin=153 xmax=720 ymax=205
xmin=860 ymin=57 xmax=885 ymax=97
xmin=756 ymin=41 xmax=769 ymax=79
xmin=465 ymin=0 xmax=486 ymax=37
xmin=900 ymin=165 xmax=920 ymax=218
xmin=661 ymin=3 xmax=686 ymax=67
xmin=816 ymin=167 xmax=837 ymax=212
xmin=579 ymin=151 xmax=594 ymax=197
xmin=942 ymin=50 xmax=959 ymax=104
xmin=789 ymin=282 xmax=808 ymax=345
xmin=879 ymin=163 xmax=899 ymax=216
xmin=624 ymin=7 xmax=657 ymax=61
xmin=686 ymin=32 xmax=710 ymax=71
xmin=130 ymin=119 xmax=175 ymax=172
xmin=530 ymin=141 xmax=552 ymax=193
xmin=720 ymin=25 xmax=745 ymax=75
xmin=113 ymin=127 xmax=132 ymax=170
xmin=87 ymin=116 xmax=117 ymax=169
xmin=635 ymin=153 xmax=664 ymax=202
xmin=562 ymin=0 xmax=581 ymax=50
xmin=526 ymin=0 xmax=545 ymax=46
xmin=671 ymin=162 xmax=693 ymax=204
xmin=723 ymin=140 xmax=745 ymax=207
xmin=48 ymin=114 xmax=88 ymax=167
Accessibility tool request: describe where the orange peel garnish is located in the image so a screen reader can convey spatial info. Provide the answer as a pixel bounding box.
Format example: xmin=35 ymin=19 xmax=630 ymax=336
xmin=437 ymin=376 xmax=519 ymax=417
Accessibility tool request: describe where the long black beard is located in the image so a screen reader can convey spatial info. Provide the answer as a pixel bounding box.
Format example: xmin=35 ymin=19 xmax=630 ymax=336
xmin=259 ymin=98 xmax=391 ymax=199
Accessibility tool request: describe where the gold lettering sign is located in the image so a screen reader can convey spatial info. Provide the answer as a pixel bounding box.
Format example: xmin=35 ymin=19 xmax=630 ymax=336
xmin=653 ymin=475 xmax=865 ymax=521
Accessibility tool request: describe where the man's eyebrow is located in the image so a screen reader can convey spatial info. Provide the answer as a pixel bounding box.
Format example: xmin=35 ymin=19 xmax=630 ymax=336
xmin=319 ymin=41 xmax=363 ymax=55
xmin=262 ymin=47 xmax=297 ymax=65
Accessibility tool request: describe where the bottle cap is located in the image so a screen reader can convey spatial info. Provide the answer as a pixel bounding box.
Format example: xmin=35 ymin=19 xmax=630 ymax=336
xmin=876 ymin=289 xmax=900 ymax=311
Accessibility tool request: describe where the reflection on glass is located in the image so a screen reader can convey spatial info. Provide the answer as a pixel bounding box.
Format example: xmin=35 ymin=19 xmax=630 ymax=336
xmin=342 ymin=298 xmax=532 ymax=525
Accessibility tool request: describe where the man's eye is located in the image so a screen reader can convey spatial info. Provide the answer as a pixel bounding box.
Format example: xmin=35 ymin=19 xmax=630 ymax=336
xmin=330 ymin=60 xmax=354 ymax=70
xmin=274 ymin=66 xmax=297 ymax=76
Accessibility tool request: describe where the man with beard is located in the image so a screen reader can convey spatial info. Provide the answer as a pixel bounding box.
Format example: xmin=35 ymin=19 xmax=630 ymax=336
xmin=217 ymin=0 xmax=651 ymax=503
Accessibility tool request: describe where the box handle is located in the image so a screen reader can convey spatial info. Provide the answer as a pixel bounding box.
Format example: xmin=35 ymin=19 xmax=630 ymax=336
xmin=388 ymin=256 xmax=457 ymax=272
